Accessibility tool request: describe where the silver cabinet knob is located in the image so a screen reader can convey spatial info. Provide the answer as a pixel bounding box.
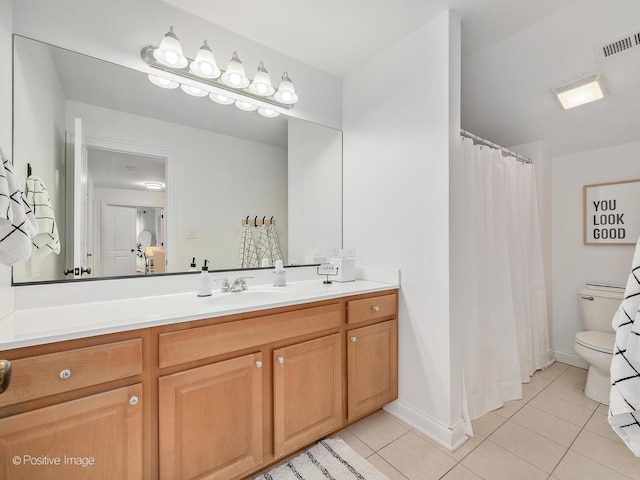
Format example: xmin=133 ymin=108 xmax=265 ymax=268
xmin=371 ymin=305 xmax=380 ymax=312
xmin=277 ymin=356 xmax=285 ymax=364
xmin=0 ymin=359 xmax=12 ymax=394
xmin=350 ymin=336 xmax=357 ymax=343
xmin=59 ymin=369 xmax=72 ymax=379
xmin=129 ymin=395 xmax=139 ymax=406
xmin=256 ymin=360 xmax=263 ymax=368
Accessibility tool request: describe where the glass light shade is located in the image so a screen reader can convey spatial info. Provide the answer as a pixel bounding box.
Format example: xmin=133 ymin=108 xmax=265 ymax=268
xmin=234 ymin=100 xmax=258 ymax=112
xmin=153 ymin=26 xmax=188 ymax=68
xmin=189 ymin=40 xmax=221 ymax=79
xmin=148 ymin=74 xmax=179 ymax=89
xmin=258 ymin=107 xmax=280 ymax=118
xmin=274 ymin=71 xmax=299 ymax=104
xmin=553 ymin=72 xmax=608 ymax=110
xmin=248 ymin=62 xmax=275 ymax=96
xmin=209 ymin=92 xmax=235 ymax=105
xmin=221 ymin=52 xmax=249 ymax=88
xmin=180 ymin=84 xmax=209 ymax=97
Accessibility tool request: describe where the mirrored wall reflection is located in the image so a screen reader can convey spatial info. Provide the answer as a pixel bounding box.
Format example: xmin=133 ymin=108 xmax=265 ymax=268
xmin=11 ymin=35 xmax=343 ymax=284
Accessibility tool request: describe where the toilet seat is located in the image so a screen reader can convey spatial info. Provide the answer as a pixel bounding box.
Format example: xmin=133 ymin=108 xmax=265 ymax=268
xmin=575 ymin=331 xmax=615 ymax=354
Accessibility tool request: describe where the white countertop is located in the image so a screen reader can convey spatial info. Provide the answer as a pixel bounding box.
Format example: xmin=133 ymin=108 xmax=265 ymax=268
xmin=0 ymin=279 xmax=398 ymax=351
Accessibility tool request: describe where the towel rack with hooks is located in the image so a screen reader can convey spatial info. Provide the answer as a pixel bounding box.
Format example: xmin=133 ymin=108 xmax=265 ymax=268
xmin=242 ymin=216 xmax=276 ymax=227
xmin=27 ymin=163 xmax=32 ymax=177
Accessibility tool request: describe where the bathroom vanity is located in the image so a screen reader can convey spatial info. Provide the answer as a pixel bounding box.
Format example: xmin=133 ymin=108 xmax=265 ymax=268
xmin=0 ymin=281 xmax=398 ymax=480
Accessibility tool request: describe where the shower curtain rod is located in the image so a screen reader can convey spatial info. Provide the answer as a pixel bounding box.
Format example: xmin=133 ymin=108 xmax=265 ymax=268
xmin=460 ymin=129 xmax=532 ymax=164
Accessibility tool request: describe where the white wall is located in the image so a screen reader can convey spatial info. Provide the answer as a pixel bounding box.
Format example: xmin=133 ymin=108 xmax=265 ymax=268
xmin=0 ymin=0 xmax=13 ymax=317
xmin=343 ymin=10 xmax=464 ymax=448
xmin=11 ymin=35 xmax=66 ymax=282
xmin=12 ymin=0 xmax=342 ymax=130
xmin=288 ymin=118 xmax=342 ymax=264
xmin=552 ymin=140 xmax=640 ymax=365
xmin=65 ymin=100 xmax=288 ymax=274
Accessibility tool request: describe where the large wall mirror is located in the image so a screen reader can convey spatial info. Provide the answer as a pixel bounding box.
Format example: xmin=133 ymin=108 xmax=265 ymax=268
xmin=11 ymin=35 xmax=343 ymax=284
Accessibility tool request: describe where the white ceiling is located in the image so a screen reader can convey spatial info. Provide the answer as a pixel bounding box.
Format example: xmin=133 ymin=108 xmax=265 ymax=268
xmin=163 ymin=0 xmax=640 ymax=157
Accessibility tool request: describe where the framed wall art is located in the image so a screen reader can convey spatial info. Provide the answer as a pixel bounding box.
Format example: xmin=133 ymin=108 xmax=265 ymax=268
xmin=583 ymin=179 xmax=640 ymax=246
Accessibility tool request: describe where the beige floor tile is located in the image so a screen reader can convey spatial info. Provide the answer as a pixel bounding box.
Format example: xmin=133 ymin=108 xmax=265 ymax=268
xmin=330 ymin=429 xmax=375 ymax=459
xmin=597 ymin=403 xmax=610 ymax=415
xmin=365 ymin=453 xmax=408 ymax=480
xmin=529 ymin=392 xmax=595 ymax=426
xmin=510 ymin=405 xmax=581 ymax=447
xmin=489 ymin=420 xmax=567 ymax=473
xmin=537 ymin=361 xmax=570 ymax=380
xmin=584 ymin=412 xmax=626 ymax=445
xmin=528 ymin=371 xmax=556 ymax=390
xmin=553 ymin=450 xmax=632 ymax=480
xmin=348 ymin=410 xmax=411 ymax=451
xmin=377 ymin=431 xmax=457 ymax=480
xmin=493 ymin=385 xmax=539 ymax=419
xmin=440 ymin=464 xmax=483 ymax=480
xmin=470 ymin=411 xmax=506 ymax=437
xmin=412 ymin=428 xmax=486 ymax=462
xmin=571 ymin=429 xmax=640 ymax=480
xmin=461 ymin=440 xmax=548 ymax=480
xmin=544 ymin=367 xmax=600 ymax=410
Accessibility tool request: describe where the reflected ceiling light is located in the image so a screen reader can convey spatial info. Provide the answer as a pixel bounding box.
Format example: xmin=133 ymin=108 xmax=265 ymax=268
xmin=148 ymin=74 xmax=179 ymax=89
xmin=142 ymin=28 xmax=298 ymax=117
xmin=145 ymin=182 xmax=164 ymax=190
xmin=180 ymin=84 xmax=209 ymax=97
xmin=153 ymin=26 xmax=188 ymax=68
xmin=274 ymin=72 xmax=299 ymax=104
xmin=189 ymin=40 xmax=221 ymax=79
xmin=235 ymin=100 xmax=258 ymax=112
xmin=553 ymin=72 xmax=609 ymax=110
xmin=248 ymin=62 xmax=275 ymax=97
xmin=221 ymin=51 xmax=250 ymax=88
xmin=209 ymin=92 xmax=235 ymax=105
xmin=258 ymin=107 xmax=280 ymax=118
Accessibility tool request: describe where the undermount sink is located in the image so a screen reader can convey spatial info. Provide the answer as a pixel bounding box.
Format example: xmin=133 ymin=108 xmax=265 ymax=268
xmin=206 ymin=288 xmax=290 ymax=305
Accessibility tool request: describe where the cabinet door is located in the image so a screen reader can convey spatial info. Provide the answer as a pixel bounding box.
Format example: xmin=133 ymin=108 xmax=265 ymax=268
xmin=347 ymin=320 xmax=398 ymax=420
xmin=159 ymin=352 xmax=263 ymax=480
xmin=0 ymin=383 xmax=142 ymax=480
xmin=273 ymin=334 xmax=342 ymax=458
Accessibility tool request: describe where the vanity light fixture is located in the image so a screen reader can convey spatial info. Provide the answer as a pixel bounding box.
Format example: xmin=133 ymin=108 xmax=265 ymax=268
xmin=148 ymin=74 xmax=179 ymax=89
xmin=144 ymin=182 xmax=164 ymax=190
xmin=141 ymin=27 xmax=299 ymax=117
xmin=153 ymin=26 xmax=188 ymax=68
xmin=553 ymin=72 xmax=609 ymax=110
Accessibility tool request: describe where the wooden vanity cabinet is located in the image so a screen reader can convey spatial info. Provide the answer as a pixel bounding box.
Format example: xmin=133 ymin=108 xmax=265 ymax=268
xmin=0 ymin=333 xmax=146 ymax=480
xmin=158 ymin=353 xmax=264 ymax=480
xmin=273 ymin=333 xmax=342 ymax=458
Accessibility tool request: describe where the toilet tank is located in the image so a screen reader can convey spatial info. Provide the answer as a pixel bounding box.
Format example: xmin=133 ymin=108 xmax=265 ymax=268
xmin=577 ymin=287 xmax=623 ymax=333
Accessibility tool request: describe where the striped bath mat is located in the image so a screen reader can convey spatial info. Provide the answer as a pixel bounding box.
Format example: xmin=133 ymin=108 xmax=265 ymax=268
xmin=255 ymin=438 xmax=389 ymax=480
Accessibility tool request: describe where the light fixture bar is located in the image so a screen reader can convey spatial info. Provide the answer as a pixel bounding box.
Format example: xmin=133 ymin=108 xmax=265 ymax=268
xmin=141 ymin=45 xmax=294 ymax=110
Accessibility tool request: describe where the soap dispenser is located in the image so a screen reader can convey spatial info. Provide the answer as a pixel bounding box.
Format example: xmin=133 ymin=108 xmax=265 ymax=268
xmin=188 ymin=257 xmax=198 ymax=272
xmin=197 ymin=260 xmax=212 ymax=297
xmin=273 ymin=259 xmax=286 ymax=287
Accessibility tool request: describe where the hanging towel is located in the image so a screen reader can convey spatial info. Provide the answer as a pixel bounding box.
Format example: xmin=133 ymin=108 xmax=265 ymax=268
xmin=609 ymin=233 xmax=640 ymax=457
xmin=267 ymin=223 xmax=282 ymax=263
xmin=256 ymin=224 xmax=270 ymax=263
xmin=25 ymin=175 xmax=61 ymax=260
xmin=0 ymin=154 xmax=38 ymax=266
xmin=239 ymin=225 xmax=259 ymax=268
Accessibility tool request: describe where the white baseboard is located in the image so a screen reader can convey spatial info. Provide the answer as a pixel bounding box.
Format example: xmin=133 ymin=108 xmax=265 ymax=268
xmin=553 ymin=349 xmax=588 ymax=369
xmin=384 ymin=400 xmax=468 ymax=452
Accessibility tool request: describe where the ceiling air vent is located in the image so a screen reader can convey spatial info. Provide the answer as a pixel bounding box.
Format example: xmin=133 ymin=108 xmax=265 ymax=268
xmin=595 ymin=28 xmax=640 ymax=61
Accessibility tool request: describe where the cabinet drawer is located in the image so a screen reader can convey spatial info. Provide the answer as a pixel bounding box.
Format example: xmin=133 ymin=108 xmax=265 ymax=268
xmin=159 ymin=303 xmax=341 ymax=369
xmin=347 ymin=293 xmax=397 ymax=325
xmin=0 ymin=339 xmax=143 ymax=408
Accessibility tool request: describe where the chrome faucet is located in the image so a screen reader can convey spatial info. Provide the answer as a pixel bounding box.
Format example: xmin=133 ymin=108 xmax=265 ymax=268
xmin=231 ymin=276 xmax=253 ymax=292
xmin=216 ymin=278 xmax=231 ymax=293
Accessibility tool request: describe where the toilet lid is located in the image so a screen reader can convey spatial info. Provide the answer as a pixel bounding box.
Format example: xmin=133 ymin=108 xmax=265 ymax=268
xmin=575 ymin=331 xmax=615 ymax=354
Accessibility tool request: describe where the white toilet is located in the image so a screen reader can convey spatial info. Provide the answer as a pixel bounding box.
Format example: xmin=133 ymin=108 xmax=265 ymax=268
xmin=573 ymin=286 xmax=623 ymax=404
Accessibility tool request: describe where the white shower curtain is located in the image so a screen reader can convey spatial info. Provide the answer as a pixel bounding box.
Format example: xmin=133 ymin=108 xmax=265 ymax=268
xmin=454 ymin=137 xmax=552 ymax=422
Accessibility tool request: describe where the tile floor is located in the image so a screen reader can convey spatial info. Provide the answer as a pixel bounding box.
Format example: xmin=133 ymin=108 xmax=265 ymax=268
xmin=331 ymin=362 xmax=640 ymax=480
